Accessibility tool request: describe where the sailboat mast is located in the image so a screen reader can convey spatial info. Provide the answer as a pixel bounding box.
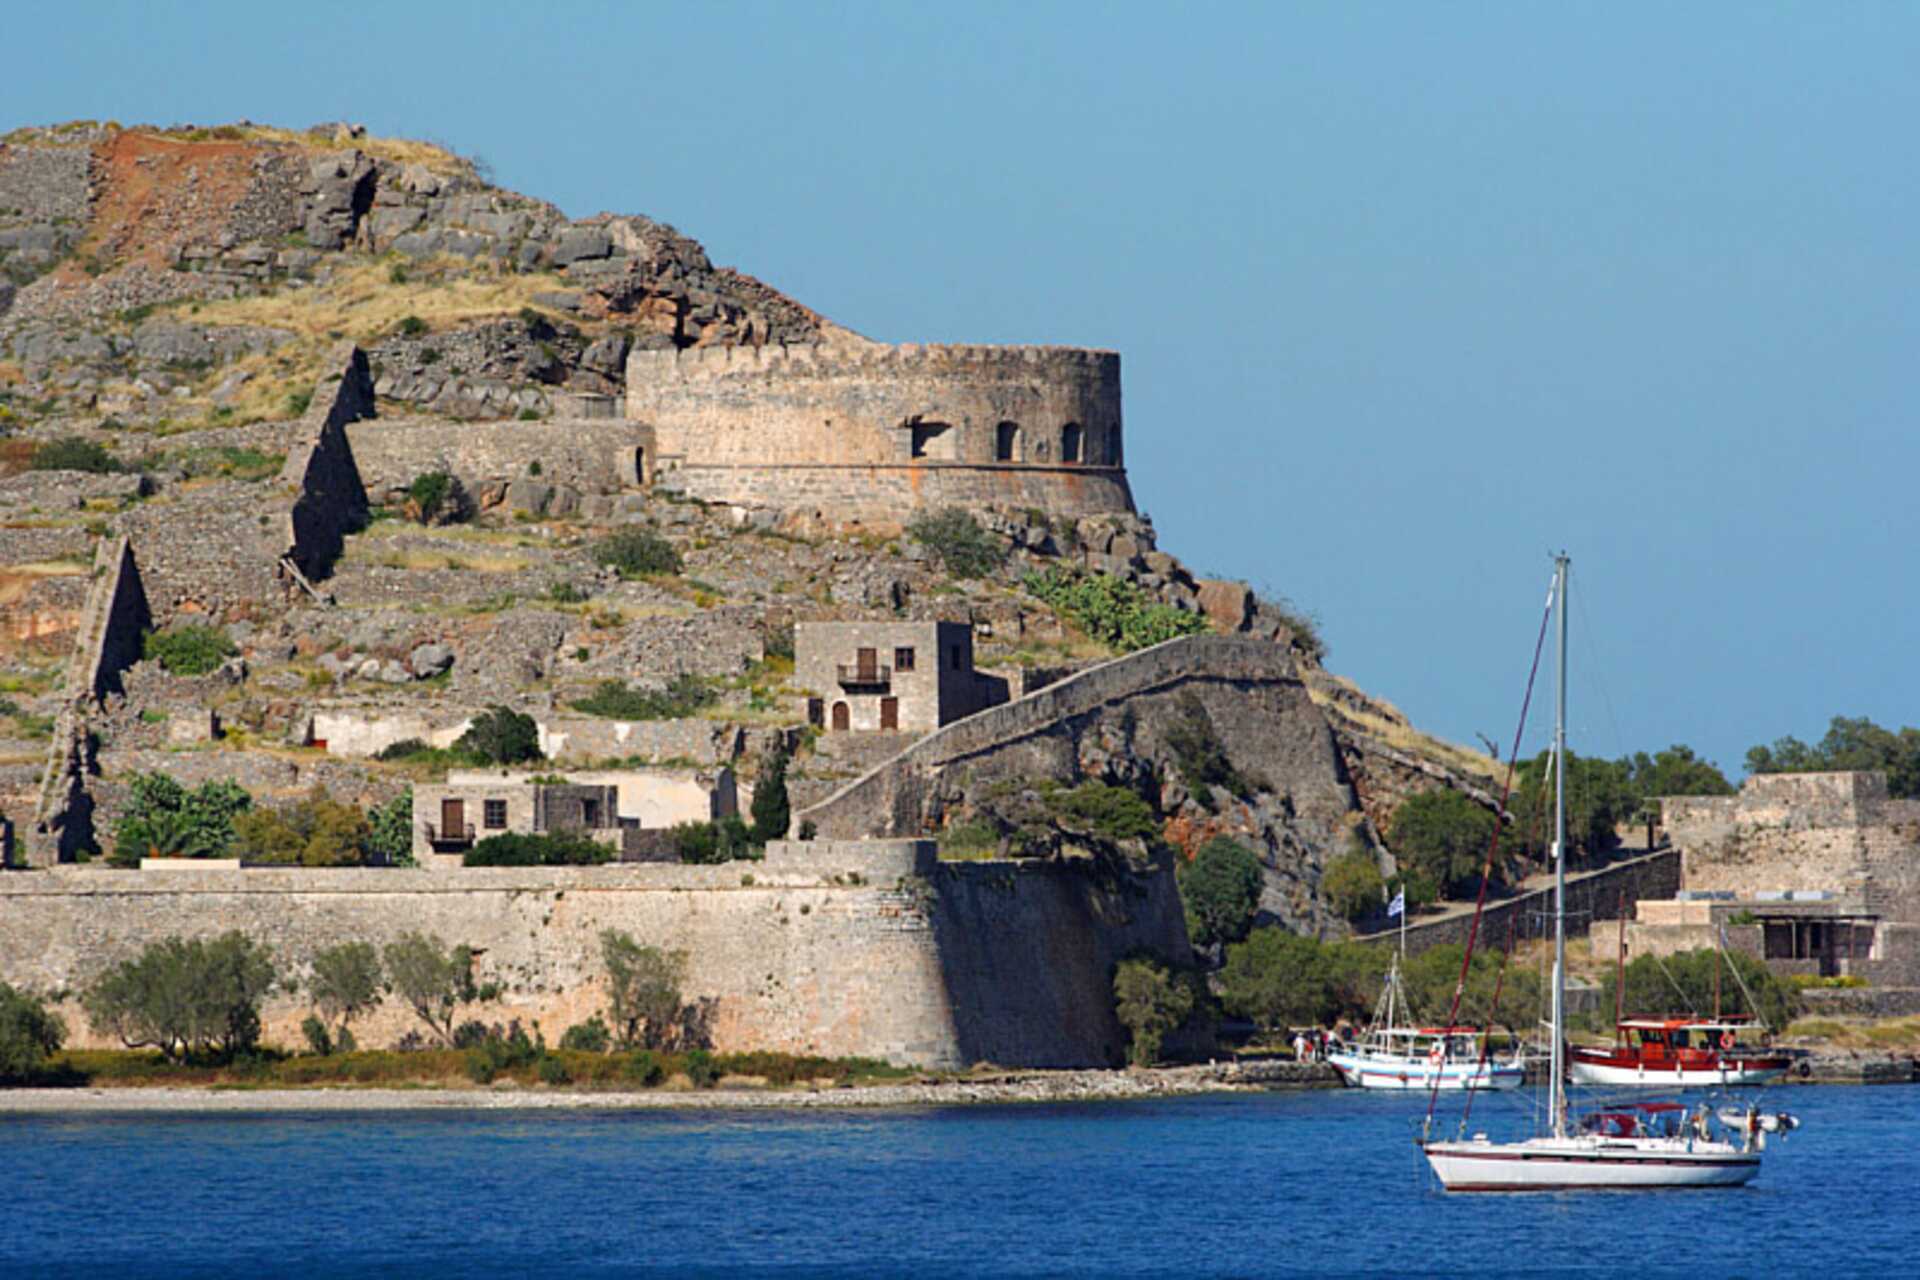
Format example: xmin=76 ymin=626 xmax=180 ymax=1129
xmin=1550 ymin=553 xmax=1569 ymax=1139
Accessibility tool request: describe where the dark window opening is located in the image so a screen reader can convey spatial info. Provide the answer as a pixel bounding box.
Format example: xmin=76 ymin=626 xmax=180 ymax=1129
xmin=909 ymin=420 xmax=955 ymax=460
xmin=895 ymin=646 xmax=915 ymax=671
xmin=583 ymin=798 xmax=601 ymax=827
xmin=949 ymin=645 xmax=963 ymax=671
xmin=807 ymin=698 xmax=824 ymax=727
xmin=995 ymin=421 xmax=1020 ymax=461
xmin=1061 ymin=422 xmax=1083 ymax=464
xmin=483 ymin=799 xmax=507 ymax=830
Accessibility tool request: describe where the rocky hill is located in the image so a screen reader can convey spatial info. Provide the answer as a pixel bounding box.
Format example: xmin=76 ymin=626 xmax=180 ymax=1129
xmin=0 ymin=119 xmax=1497 ymax=934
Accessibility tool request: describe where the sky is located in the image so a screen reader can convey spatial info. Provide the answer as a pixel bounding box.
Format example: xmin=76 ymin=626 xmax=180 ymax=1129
xmin=9 ymin=2 xmax=1917 ymax=777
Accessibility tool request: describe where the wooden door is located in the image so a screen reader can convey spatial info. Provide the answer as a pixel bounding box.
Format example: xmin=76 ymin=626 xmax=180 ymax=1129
xmin=441 ymin=798 xmax=464 ymax=838
xmin=831 ymin=702 xmax=850 ymax=732
xmin=856 ymin=647 xmax=878 ymax=678
xmin=879 ymin=697 xmax=899 ymax=731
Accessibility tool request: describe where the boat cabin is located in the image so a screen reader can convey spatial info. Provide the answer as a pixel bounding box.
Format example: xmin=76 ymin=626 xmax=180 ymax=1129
xmin=1617 ymin=1016 xmax=1762 ymax=1059
xmin=1578 ymin=1102 xmax=1689 ymax=1141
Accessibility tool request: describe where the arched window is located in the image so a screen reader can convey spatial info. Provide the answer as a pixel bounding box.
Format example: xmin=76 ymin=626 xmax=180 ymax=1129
xmin=1061 ymin=423 xmax=1084 ymax=464
xmin=995 ymin=421 xmax=1020 ymax=462
xmin=831 ymin=702 xmax=850 ymax=732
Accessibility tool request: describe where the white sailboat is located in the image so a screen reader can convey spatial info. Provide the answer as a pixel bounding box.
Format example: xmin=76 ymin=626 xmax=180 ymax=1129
xmin=1326 ymin=931 xmax=1524 ymax=1092
xmin=1421 ymin=555 xmax=1799 ymax=1191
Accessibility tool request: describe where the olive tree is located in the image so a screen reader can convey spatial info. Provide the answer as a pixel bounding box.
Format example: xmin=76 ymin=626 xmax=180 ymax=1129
xmin=600 ymin=930 xmax=686 ymax=1050
xmin=1112 ymin=954 xmax=1194 ymax=1067
xmin=382 ymin=932 xmax=480 ymax=1046
xmin=83 ymin=933 xmax=276 ymax=1062
xmin=307 ymin=942 xmax=385 ymax=1052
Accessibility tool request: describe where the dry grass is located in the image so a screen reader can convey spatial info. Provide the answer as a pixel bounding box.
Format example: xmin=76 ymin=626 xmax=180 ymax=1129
xmin=1308 ymin=674 xmax=1501 ymax=784
xmin=1783 ymin=1015 xmax=1920 ymax=1048
xmin=131 ymin=124 xmax=475 ymax=174
xmin=0 ymin=560 xmax=89 ymax=607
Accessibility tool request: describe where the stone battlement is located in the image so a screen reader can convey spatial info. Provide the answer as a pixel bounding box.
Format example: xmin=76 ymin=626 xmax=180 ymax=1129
xmin=624 ymin=340 xmax=1133 ymax=523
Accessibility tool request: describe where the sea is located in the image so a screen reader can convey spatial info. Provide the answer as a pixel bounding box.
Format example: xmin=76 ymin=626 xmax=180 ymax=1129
xmin=2 ymin=1085 xmax=1914 ymax=1278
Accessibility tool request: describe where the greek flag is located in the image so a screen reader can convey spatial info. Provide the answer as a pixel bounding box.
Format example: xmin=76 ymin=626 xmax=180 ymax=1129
xmin=1387 ymin=890 xmax=1405 ymax=919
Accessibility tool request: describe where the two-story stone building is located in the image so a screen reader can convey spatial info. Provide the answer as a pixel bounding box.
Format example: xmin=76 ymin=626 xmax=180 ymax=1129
xmin=794 ymin=620 xmax=1008 ymax=735
xmin=412 ymin=778 xmax=634 ymax=867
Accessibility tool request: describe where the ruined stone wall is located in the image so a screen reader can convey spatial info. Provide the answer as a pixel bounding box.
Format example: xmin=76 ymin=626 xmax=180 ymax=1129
xmin=277 ymin=343 xmax=372 ymax=582
xmin=1664 ymin=772 xmax=1920 ymax=912
xmin=798 ymin=635 xmax=1354 ymax=843
xmin=346 ymin=417 xmax=652 ymax=498
xmin=0 ymin=839 xmax=1191 ymax=1068
xmin=625 ymin=344 xmax=1134 ymax=520
xmin=73 ymin=535 xmax=151 ymax=702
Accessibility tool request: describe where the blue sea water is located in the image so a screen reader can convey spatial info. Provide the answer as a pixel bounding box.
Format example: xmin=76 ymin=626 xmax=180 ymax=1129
xmin=2 ymin=1085 xmax=1914 ymax=1278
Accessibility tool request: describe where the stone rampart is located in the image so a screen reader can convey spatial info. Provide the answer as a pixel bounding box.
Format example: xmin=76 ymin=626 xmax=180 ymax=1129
xmin=1357 ymin=848 xmax=1683 ymax=956
xmin=346 ymin=416 xmax=652 ymax=498
xmin=73 ymin=535 xmax=151 ymax=702
xmin=798 ymin=634 xmax=1353 ymax=845
xmin=625 ymin=343 xmax=1134 ymax=521
xmin=0 ymin=838 xmax=1190 ymax=1068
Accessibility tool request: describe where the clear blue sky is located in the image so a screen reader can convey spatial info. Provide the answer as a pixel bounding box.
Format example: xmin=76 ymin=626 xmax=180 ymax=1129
xmin=12 ymin=2 xmax=1918 ymax=776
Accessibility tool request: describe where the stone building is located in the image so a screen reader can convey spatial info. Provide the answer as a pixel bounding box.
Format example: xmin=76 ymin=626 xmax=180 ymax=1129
xmin=1627 ymin=771 xmax=1920 ymax=986
xmin=623 ymin=343 xmax=1135 ymax=524
xmin=445 ymin=766 xmax=738 ymax=830
xmin=411 ymin=778 xmax=633 ymax=866
xmin=794 ymin=620 xmax=1008 ymax=735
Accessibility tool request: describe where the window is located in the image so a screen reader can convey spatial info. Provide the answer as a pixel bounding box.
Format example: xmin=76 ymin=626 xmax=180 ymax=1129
xmin=995 ymin=421 xmax=1020 ymax=461
xmin=895 ymin=646 xmax=915 ymax=672
xmin=483 ymin=799 xmax=507 ymax=830
xmin=1061 ymin=422 xmax=1084 ymax=464
xmin=909 ymin=420 xmax=955 ymax=460
xmin=949 ymin=645 xmax=964 ymax=671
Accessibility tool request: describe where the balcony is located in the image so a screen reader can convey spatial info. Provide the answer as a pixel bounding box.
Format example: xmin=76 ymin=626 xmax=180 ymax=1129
xmin=836 ymin=662 xmax=891 ymax=689
xmin=424 ymin=821 xmax=475 ymax=850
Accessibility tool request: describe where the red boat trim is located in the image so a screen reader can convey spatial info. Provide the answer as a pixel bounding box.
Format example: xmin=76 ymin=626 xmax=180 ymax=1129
xmin=1425 ymin=1147 xmax=1758 ymax=1169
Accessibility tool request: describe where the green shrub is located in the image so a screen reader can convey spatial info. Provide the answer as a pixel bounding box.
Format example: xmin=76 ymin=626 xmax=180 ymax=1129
xmin=0 ymin=981 xmax=65 ymax=1082
xmin=622 ymin=1048 xmax=665 ymax=1086
xmin=683 ymin=1047 xmax=719 ymax=1088
xmin=232 ymin=787 xmax=373 ymax=866
xmin=1024 ymin=568 xmax=1209 ymax=653
xmin=110 ymin=773 xmax=252 ymax=865
xmin=1162 ymin=692 xmax=1251 ymax=809
xmin=907 ymin=507 xmax=1005 ymax=578
xmin=301 ymin=1015 xmax=334 ymax=1056
xmin=397 ymin=314 xmax=428 ymax=337
xmin=406 ymin=471 xmax=456 ymax=523
xmin=537 ymin=1053 xmax=571 ymax=1085
xmin=749 ymin=749 xmax=791 ymax=843
xmin=547 ymin=581 xmax=588 ymax=604
xmin=287 ymin=389 xmax=313 ymax=417
xmin=592 ymin=528 xmax=682 ymax=578
xmin=560 ymin=1015 xmax=612 ymax=1053
xmin=454 ymin=706 xmax=543 ymax=765
xmin=142 ymin=624 xmax=236 ymax=676
xmin=569 ymin=675 xmax=714 ymax=721
xmin=29 ymin=436 xmax=121 ymax=473
xmin=368 ymin=788 xmax=415 ymax=865
xmin=1320 ymin=847 xmax=1386 ymax=923
xmin=670 ymin=815 xmax=753 ymax=864
xmin=1177 ymin=836 xmax=1263 ymax=949
xmin=464 ymin=830 xmax=612 ymax=867
xmin=1112 ymin=954 xmax=1194 ymax=1066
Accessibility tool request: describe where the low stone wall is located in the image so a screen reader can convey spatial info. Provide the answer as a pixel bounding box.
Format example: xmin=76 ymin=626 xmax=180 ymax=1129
xmin=656 ymin=461 xmax=1135 ymax=525
xmin=347 ymin=416 xmax=650 ymax=498
xmin=0 ymin=839 xmax=1191 ymax=1068
xmin=1361 ymin=848 xmax=1683 ymax=956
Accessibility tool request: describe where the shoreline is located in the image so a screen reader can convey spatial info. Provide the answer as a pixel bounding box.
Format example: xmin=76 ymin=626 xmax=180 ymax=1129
xmin=0 ymin=1062 xmax=1334 ymax=1114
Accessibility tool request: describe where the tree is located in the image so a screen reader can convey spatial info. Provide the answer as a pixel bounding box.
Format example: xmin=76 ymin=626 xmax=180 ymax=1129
xmin=670 ymin=816 xmax=753 ymax=864
xmin=464 ymin=830 xmax=612 ymax=866
xmin=1177 ymin=836 xmax=1264 ymax=950
xmin=600 ymin=930 xmax=686 ymax=1050
xmin=1746 ymin=716 xmax=1920 ymax=799
xmin=308 ymin=942 xmax=384 ymax=1050
xmin=382 ymin=933 xmax=479 ymax=1046
xmin=1321 ymin=847 xmax=1386 ymax=924
xmin=82 ymin=933 xmax=276 ymax=1062
xmin=455 ymin=706 xmax=543 ymax=766
xmin=592 ymin=527 xmax=682 ymax=578
xmin=906 ymin=507 xmax=1004 ymax=579
xmin=1401 ymin=943 xmax=1543 ymax=1034
xmin=0 ymin=981 xmax=65 ymax=1083
xmin=1387 ymin=789 xmax=1500 ymax=898
xmin=1218 ymin=928 xmax=1332 ymax=1031
xmin=1112 ymin=954 xmax=1194 ymax=1066
xmin=1507 ymin=750 xmax=1636 ymax=866
xmin=1622 ymin=744 xmax=1735 ymax=803
xmin=368 ymin=788 xmax=415 ymax=865
xmin=111 ymin=774 xmax=252 ymax=866
xmin=749 ymin=749 xmax=791 ymax=844
xmin=232 ymin=787 xmax=373 ymax=866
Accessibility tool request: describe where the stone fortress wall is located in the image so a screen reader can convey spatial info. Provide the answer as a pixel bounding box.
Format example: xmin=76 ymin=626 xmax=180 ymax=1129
xmin=623 ymin=343 xmax=1136 ymax=522
xmin=0 ymin=839 xmax=1192 ymax=1069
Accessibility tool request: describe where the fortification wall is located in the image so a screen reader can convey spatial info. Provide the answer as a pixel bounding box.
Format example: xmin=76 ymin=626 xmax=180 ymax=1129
xmin=798 ymin=634 xmax=1354 ymax=845
xmin=1663 ymin=772 xmax=1920 ymax=907
xmin=1359 ymin=848 xmax=1683 ymax=956
xmin=277 ymin=342 xmax=372 ymax=582
xmin=307 ymin=708 xmax=758 ymax=767
xmin=625 ymin=343 xmax=1134 ymax=519
xmin=346 ymin=417 xmax=652 ymax=498
xmin=0 ymin=839 xmax=1189 ymax=1068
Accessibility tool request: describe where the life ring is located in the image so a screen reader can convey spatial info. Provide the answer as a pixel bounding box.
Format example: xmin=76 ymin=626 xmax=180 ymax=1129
xmin=1797 ymin=1061 xmax=1812 ymax=1080
xmin=1720 ymin=1031 xmax=1736 ymax=1051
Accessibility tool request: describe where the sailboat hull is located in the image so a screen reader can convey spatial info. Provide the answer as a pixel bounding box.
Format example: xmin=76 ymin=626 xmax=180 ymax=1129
xmin=1326 ymin=1051 xmax=1525 ymax=1091
xmin=1423 ymin=1137 xmax=1760 ymax=1191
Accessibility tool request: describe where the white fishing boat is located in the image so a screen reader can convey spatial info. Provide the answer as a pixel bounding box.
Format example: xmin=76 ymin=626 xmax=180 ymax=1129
xmin=1422 ymin=555 xmax=1799 ymax=1192
xmin=1326 ymin=956 xmax=1525 ymax=1092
